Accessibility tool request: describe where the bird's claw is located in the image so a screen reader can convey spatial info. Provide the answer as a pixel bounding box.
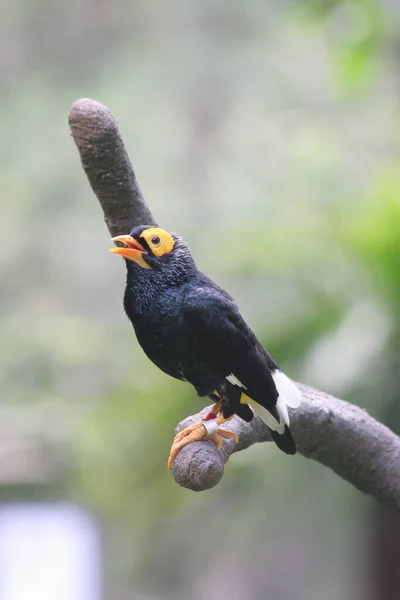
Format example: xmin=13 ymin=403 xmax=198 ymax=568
xmin=168 ymin=418 xmax=238 ymax=469
xmin=211 ymin=429 xmax=239 ymax=447
xmin=173 ymin=424 xmax=203 ymax=445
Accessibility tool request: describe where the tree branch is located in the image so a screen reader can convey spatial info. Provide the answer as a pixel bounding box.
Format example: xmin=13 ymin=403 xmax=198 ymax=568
xmin=69 ymin=98 xmax=400 ymax=512
xmin=172 ymin=386 xmax=400 ymax=512
xmin=68 ymin=98 xmax=156 ymax=235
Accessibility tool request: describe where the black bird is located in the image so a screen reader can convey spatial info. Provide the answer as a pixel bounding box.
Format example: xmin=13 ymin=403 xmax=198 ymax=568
xmin=110 ymin=225 xmax=301 ymax=467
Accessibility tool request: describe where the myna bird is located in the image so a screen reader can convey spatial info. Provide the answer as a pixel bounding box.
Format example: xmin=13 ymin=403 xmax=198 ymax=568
xmin=110 ymin=225 xmax=301 ymax=468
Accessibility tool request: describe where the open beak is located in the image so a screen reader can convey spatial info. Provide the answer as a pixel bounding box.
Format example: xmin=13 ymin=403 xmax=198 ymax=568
xmin=110 ymin=234 xmax=145 ymax=256
xmin=110 ymin=235 xmax=151 ymax=269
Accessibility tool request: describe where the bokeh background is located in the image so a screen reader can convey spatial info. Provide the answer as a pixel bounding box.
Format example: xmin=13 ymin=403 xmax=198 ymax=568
xmin=1 ymin=0 xmax=400 ymax=598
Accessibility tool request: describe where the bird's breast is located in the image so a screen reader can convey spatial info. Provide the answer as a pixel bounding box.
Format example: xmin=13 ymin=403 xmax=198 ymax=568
xmin=127 ymin=290 xmax=188 ymax=379
xmin=124 ymin=283 xmax=220 ymax=391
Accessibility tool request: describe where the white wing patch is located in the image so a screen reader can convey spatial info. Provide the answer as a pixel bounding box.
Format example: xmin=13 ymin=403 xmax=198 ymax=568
xmin=247 ymin=370 xmax=301 ymax=435
xmin=272 ymin=371 xmax=301 ymax=409
xmin=249 ymin=402 xmax=285 ymax=434
xmin=226 ymin=373 xmax=247 ymax=389
xmin=276 ymin=395 xmax=289 ymax=426
xmin=272 ymin=370 xmax=301 ymax=429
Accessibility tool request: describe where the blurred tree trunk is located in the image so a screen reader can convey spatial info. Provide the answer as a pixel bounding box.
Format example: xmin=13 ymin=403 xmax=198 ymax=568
xmin=371 ymin=505 xmax=400 ymax=600
xmin=370 ymin=365 xmax=400 ymax=600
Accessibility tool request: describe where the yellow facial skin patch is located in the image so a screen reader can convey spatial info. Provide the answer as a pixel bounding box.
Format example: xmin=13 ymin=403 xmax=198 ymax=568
xmin=140 ymin=228 xmax=175 ymax=257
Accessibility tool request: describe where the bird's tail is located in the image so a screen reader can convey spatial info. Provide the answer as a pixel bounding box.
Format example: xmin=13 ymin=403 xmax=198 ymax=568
xmin=269 ymin=425 xmax=297 ymax=455
xmin=251 ymin=370 xmax=301 ymax=455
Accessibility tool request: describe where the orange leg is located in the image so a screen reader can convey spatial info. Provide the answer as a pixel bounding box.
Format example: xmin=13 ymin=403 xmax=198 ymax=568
xmin=173 ymin=399 xmax=222 ymax=444
xmin=168 ymin=411 xmax=239 ymax=469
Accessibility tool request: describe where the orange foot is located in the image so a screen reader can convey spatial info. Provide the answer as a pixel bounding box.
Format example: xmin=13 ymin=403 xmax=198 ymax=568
xmin=167 ymin=413 xmax=239 ymax=469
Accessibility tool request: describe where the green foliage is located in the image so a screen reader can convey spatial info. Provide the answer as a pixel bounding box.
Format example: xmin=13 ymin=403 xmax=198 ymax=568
xmin=343 ymin=168 xmax=400 ymax=315
xmin=295 ymin=0 xmax=387 ymax=94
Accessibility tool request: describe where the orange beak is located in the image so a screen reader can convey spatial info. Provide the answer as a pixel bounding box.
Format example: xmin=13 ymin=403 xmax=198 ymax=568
xmin=110 ymin=235 xmax=151 ymax=269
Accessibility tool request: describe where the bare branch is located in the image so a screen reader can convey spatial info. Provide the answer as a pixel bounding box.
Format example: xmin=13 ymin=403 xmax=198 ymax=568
xmin=69 ymin=98 xmax=156 ymax=235
xmin=172 ymin=385 xmax=400 ymax=512
xmin=69 ymin=98 xmax=400 ymax=512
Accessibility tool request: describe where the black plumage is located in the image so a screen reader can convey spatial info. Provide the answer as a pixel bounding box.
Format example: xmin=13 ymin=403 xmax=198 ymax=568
xmin=112 ymin=225 xmax=300 ymax=456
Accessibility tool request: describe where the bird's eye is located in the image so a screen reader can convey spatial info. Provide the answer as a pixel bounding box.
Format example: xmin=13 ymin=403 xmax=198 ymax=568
xmin=151 ymin=236 xmax=161 ymax=245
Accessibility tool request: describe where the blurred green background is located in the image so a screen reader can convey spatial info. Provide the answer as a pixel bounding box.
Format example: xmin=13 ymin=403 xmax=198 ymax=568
xmin=1 ymin=0 xmax=400 ymax=598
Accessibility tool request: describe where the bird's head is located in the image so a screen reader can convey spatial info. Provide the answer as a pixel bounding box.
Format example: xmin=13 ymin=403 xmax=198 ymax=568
xmin=110 ymin=225 xmax=196 ymax=284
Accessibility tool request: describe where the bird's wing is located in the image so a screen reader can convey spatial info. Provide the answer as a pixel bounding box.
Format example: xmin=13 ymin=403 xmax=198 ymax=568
xmin=183 ymin=283 xmax=301 ymax=454
xmin=182 ymin=285 xmax=279 ymax=409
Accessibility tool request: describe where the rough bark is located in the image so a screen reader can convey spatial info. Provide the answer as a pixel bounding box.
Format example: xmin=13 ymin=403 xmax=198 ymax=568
xmin=69 ymin=98 xmax=156 ymax=235
xmin=68 ymin=98 xmax=400 ymax=512
xmin=172 ymin=385 xmax=400 ymax=512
